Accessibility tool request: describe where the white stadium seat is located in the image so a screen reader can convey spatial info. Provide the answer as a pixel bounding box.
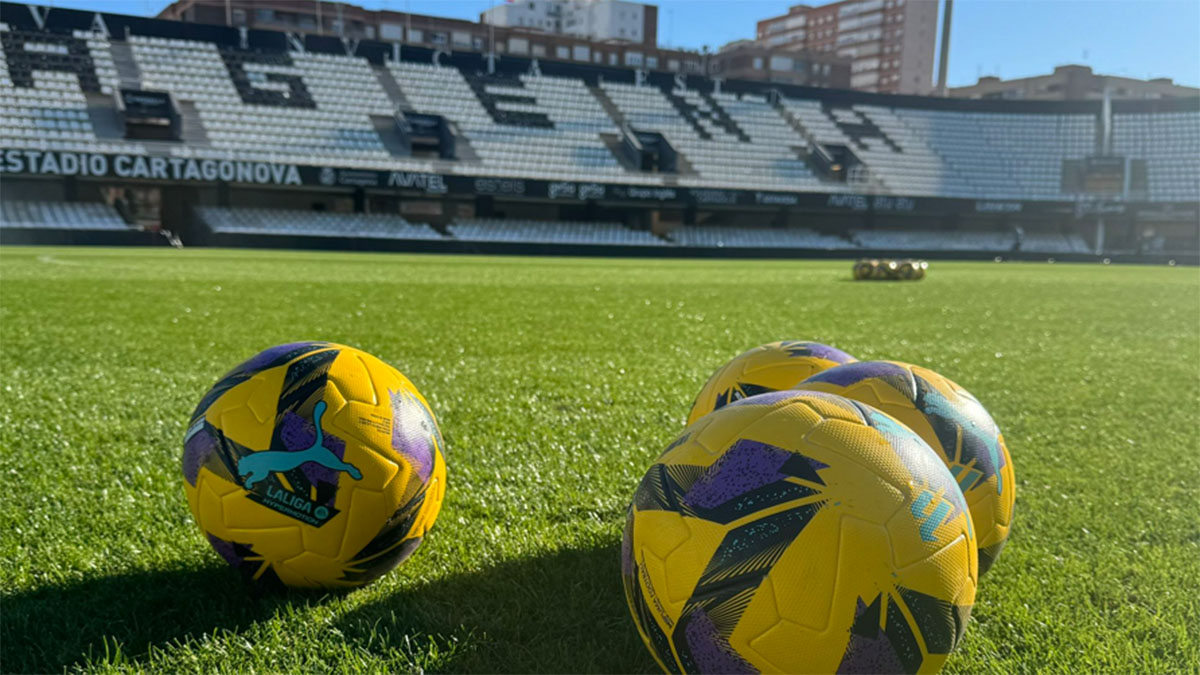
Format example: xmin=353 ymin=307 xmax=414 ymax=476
xmin=1 ymin=200 xmax=127 ymax=230
xmin=447 ymin=218 xmax=665 ymax=246
xmin=196 ymin=206 xmax=443 ymax=240
xmin=672 ymin=225 xmax=852 ymax=249
xmin=1 ymin=23 xmax=1195 ymax=255
xmin=2 ymin=24 xmax=1195 ymax=202
xmin=1113 ymin=111 xmax=1200 ymax=202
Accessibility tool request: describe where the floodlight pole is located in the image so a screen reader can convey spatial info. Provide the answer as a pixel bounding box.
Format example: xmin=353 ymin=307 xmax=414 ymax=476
xmin=1101 ymin=85 xmax=1113 ymax=155
xmin=936 ymin=0 xmax=953 ymax=95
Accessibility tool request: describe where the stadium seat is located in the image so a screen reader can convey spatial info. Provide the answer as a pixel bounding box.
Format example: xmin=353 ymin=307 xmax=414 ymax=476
xmin=1113 ymin=111 xmax=1200 ymax=201
xmin=671 ymin=225 xmax=852 ymax=249
xmin=387 ymin=62 xmax=627 ymax=180
xmin=780 ymin=99 xmax=1098 ymax=200
xmin=1019 ymin=231 xmax=1092 ymax=254
xmin=1 ymin=22 xmax=1195 ymax=215
xmin=130 ymin=36 xmax=412 ymax=169
xmin=0 ymin=28 xmax=148 ymax=155
xmin=195 ymin=206 xmax=443 ymax=240
xmin=601 ymin=83 xmax=827 ymax=190
xmin=0 ymin=200 xmax=128 ymax=230
xmin=447 ymin=218 xmax=665 ymax=245
xmin=851 ymin=229 xmax=1016 ymax=251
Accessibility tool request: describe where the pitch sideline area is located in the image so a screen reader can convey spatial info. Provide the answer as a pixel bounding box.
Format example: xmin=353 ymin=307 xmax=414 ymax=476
xmin=1 ymin=247 xmax=1197 ymax=672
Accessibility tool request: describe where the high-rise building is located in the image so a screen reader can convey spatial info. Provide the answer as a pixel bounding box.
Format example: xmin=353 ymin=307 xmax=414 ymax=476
xmin=156 ymin=0 xmax=851 ymax=86
xmin=712 ymin=40 xmax=851 ymax=88
xmin=950 ymin=65 xmax=1200 ymax=101
xmin=756 ymin=0 xmax=939 ymax=94
xmin=481 ymin=0 xmax=657 ymax=48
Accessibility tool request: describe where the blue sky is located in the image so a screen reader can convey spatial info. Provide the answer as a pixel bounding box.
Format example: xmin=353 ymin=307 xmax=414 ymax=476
xmin=29 ymin=0 xmax=1200 ymax=87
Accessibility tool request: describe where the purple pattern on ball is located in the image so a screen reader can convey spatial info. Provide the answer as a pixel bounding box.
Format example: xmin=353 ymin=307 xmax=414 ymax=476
xmin=783 ymin=341 xmax=856 ymax=363
xmin=389 ymin=389 xmax=435 ymax=483
xmin=807 ymin=360 xmax=909 ymax=387
xmin=684 ymin=609 xmax=756 ymax=675
xmin=239 ymin=342 xmax=326 ymax=373
xmin=838 ymin=631 xmax=907 ymax=674
xmin=725 ymin=389 xmax=808 ymax=409
xmin=812 ymin=344 xmax=856 ymax=363
xmin=836 ymin=597 xmax=907 ymax=674
xmin=279 ymin=411 xmax=314 ymax=451
xmin=182 ymin=424 xmax=218 ymax=486
xmin=207 ymin=533 xmax=242 ymax=567
xmin=684 ymin=439 xmax=792 ymax=509
xmin=278 ymin=411 xmax=348 ymax=502
xmin=302 ymin=434 xmax=347 ymax=504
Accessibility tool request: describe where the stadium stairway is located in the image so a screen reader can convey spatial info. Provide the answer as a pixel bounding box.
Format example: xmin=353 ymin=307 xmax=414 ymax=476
xmin=592 ymin=87 xmax=655 ymax=173
xmin=671 ymin=146 xmax=698 ymax=176
xmin=449 ymin=129 xmax=480 ymax=162
xmin=699 ymin=91 xmax=751 ymax=143
xmin=598 ymin=131 xmax=643 ymax=172
xmin=373 ymin=64 xmax=413 ymax=112
xmin=84 ymin=92 xmax=125 ymax=139
xmin=601 ymin=128 xmax=700 ymax=177
xmin=176 ymin=100 xmax=210 ymax=145
xmin=590 ymin=85 xmax=627 ymax=127
xmin=370 ymin=115 xmax=411 ymax=157
xmin=663 ymin=90 xmax=713 ymax=140
xmin=586 ymin=87 xmax=687 ymax=177
xmin=109 ymin=41 xmax=142 ymax=90
xmin=772 ymin=101 xmax=853 ymax=187
xmin=774 ymin=100 xmax=817 ymax=146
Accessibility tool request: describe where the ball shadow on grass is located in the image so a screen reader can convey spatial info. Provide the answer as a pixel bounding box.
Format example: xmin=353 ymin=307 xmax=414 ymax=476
xmin=0 ymin=564 xmax=289 ymax=673
xmin=337 ymin=541 xmax=655 ymax=674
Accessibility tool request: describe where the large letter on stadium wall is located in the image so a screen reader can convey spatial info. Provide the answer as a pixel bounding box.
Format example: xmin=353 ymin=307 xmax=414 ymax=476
xmin=1 ymin=31 xmax=101 ymax=92
xmin=219 ymin=48 xmax=316 ymax=109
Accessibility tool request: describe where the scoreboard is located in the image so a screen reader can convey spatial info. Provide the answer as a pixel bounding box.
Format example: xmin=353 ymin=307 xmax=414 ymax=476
xmin=1061 ymin=156 xmax=1149 ymax=196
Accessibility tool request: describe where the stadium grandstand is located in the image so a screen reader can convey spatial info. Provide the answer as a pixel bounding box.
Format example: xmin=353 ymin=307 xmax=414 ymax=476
xmin=0 ymin=1 xmax=1196 ymax=262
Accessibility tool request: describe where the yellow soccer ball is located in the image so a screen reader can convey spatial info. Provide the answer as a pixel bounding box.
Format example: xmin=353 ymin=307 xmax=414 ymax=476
xmin=872 ymin=260 xmax=897 ymax=280
xmin=797 ymin=361 xmax=1015 ymax=575
xmin=623 ymin=390 xmax=977 ymax=673
xmin=687 ymin=341 xmax=856 ymax=425
xmin=853 ymin=259 xmax=876 ymax=280
xmin=182 ymin=342 xmax=447 ymax=589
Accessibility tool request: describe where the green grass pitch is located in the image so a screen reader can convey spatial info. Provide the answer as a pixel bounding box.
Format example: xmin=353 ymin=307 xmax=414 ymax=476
xmin=1 ymin=246 xmax=1197 ymax=673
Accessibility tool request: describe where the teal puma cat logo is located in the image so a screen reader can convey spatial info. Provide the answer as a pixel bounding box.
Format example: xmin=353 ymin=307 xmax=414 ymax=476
xmin=238 ymin=401 xmax=362 ymax=489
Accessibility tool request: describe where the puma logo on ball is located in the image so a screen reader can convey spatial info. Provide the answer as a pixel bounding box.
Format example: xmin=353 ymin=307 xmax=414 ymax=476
xmin=238 ymin=401 xmax=362 ymax=488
